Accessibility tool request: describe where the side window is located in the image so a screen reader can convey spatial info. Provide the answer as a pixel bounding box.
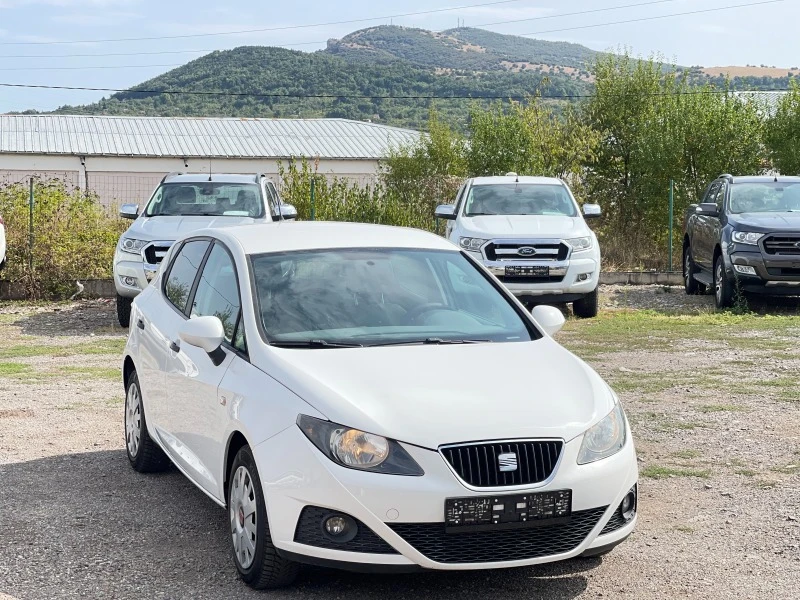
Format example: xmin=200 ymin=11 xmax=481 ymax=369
xmin=453 ymin=183 xmax=468 ymax=214
xmin=716 ymin=183 xmax=726 ymax=213
xmin=164 ymin=240 xmax=210 ymax=313
xmin=191 ymin=243 xmax=242 ymax=344
xmin=703 ymin=182 xmax=721 ymax=207
xmin=264 ymin=181 xmax=280 ymax=218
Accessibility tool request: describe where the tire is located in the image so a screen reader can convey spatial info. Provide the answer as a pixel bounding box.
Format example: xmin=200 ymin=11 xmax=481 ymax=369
xmin=683 ymin=244 xmax=701 ymax=295
xmin=117 ymin=294 xmax=132 ymax=328
xmin=573 ymin=287 xmax=599 ymax=319
xmin=125 ymin=371 xmax=170 ymax=473
xmin=714 ymin=254 xmax=734 ymax=309
xmin=228 ymin=446 xmax=299 ymax=590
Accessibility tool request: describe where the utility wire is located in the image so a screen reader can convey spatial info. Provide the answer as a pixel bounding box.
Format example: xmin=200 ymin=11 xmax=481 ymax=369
xmin=0 ymin=82 xmax=791 ymax=100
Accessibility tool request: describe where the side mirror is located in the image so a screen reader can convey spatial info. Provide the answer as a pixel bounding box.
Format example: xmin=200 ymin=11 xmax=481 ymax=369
xmin=582 ymin=204 xmax=602 ymax=219
xmin=695 ymin=203 xmax=719 ymax=217
xmin=120 ymin=204 xmax=140 ymax=220
xmin=278 ymin=204 xmax=298 ymax=221
xmin=178 ymin=316 xmax=226 ymax=366
xmin=531 ymin=305 xmax=566 ymax=337
xmin=435 ymin=204 xmax=457 ymax=220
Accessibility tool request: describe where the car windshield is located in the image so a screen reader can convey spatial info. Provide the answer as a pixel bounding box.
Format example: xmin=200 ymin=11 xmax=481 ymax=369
xmin=144 ymin=182 xmax=265 ymax=218
xmin=251 ymin=248 xmax=537 ymax=347
xmin=729 ymin=182 xmax=800 ymax=214
xmin=464 ymin=184 xmax=577 ymax=217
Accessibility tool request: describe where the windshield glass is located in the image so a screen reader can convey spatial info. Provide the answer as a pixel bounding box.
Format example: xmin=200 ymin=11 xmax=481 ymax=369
xmin=729 ymin=182 xmax=800 ymax=214
xmin=144 ymin=182 xmax=265 ymax=217
xmin=251 ymin=248 xmax=537 ymax=346
xmin=464 ymin=184 xmax=577 ymax=217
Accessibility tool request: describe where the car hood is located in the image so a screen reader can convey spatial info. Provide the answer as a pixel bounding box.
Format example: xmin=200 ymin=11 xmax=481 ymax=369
xmin=729 ymin=212 xmax=800 ymax=232
xmin=261 ymin=339 xmax=614 ymax=449
xmin=126 ymin=215 xmax=257 ymax=240
xmin=462 ymin=215 xmax=587 ymax=238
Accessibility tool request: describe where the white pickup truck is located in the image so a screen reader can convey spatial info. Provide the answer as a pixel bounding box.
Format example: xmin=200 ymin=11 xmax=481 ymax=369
xmin=435 ymin=175 xmax=602 ymax=318
xmin=113 ymin=172 xmax=296 ymax=327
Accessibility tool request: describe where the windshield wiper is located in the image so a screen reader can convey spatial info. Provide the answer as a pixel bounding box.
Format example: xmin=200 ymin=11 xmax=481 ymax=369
xmin=367 ymin=338 xmax=492 ymax=347
xmin=270 ymin=339 xmax=364 ymax=349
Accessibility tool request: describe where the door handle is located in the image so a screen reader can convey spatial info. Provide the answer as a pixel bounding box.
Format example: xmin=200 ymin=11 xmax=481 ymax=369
xmin=169 ymin=340 xmax=180 ymax=353
xmin=136 ymin=319 xmax=145 ymax=330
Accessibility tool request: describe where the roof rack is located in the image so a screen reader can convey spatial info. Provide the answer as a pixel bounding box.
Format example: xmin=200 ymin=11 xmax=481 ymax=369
xmin=718 ymin=173 xmax=734 ymax=181
xmin=161 ymin=171 xmax=184 ymax=182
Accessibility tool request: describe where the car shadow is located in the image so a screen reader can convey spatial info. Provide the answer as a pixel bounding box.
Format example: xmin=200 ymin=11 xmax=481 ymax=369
xmin=0 ymin=451 xmax=598 ymax=600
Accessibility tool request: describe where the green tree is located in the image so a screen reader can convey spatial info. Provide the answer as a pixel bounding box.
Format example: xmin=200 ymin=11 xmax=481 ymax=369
xmin=765 ymin=81 xmax=800 ymax=174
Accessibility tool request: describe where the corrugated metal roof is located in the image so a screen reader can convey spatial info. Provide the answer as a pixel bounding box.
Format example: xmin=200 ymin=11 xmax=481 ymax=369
xmin=734 ymin=91 xmax=788 ymax=117
xmin=0 ymin=115 xmax=421 ymax=159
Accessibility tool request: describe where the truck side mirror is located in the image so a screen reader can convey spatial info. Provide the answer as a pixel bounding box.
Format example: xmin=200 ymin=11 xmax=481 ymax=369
xmin=583 ymin=204 xmax=602 ymax=219
xmin=695 ymin=203 xmax=719 ymax=217
xmin=435 ymin=205 xmax=457 ymax=220
xmin=120 ymin=204 xmax=140 ymax=220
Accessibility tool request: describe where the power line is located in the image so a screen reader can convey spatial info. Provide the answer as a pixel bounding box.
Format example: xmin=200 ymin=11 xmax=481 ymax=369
xmin=0 ymin=0 xmax=528 ymax=46
xmin=0 ymin=82 xmax=791 ymax=101
xmin=517 ymin=0 xmax=786 ymax=37
xmin=0 ymin=0 xmax=688 ymax=59
xmin=0 ymin=64 xmax=182 ymax=71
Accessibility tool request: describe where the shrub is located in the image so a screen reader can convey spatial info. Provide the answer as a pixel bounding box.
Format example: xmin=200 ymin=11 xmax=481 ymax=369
xmin=0 ymin=180 xmax=126 ymax=298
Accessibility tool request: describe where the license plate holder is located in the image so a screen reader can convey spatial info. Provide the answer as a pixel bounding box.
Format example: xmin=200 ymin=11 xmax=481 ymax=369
xmin=444 ymin=490 xmax=572 ymax=533
xmin=505 ymin=265 xmax=550 ymax=278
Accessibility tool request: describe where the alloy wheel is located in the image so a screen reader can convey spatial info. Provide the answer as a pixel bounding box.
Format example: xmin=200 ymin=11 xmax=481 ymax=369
xmin=715 ymin=262 xmax=723 ymax=303
xmin=125 ymin=383 xmax=142 ymax=458
xmin=230 ymin=466 xmax=258 ymax=569
xmin=684 ymin=253 xmax=691 ymax=285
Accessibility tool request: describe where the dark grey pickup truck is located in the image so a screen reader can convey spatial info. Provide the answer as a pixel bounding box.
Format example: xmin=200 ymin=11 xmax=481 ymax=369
xmin=683 ymin=174 xmax=800 ymax=308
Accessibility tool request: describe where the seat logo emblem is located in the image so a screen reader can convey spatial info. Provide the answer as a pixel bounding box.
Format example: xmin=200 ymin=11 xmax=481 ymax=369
xmin=518 ymin=247 xmax=537 ymax=256
xmin=498 ymin=453 xmax=518 ymax=472
xmin=794 ymin=241 xmax=800 ymax=250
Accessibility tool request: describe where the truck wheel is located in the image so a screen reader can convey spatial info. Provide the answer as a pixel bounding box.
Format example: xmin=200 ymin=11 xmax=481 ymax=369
xmin=714 ymin=255 xmax=734 ymax=309
xmin=573 ymin=288 xmax=599 ymax=319
xmin=117 ymin=294 xmax=132 ymax=328
xmin=683 ymin=245 xmax=702 ymax=295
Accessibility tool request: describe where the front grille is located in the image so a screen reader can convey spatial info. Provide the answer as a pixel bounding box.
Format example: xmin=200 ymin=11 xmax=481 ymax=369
xmin=294 ymin=506 xmax=398 ymax=554
xmin=599 ymin=508 xmax=628 ymax=535
xmin=484 ymin=241 xmax=569 ymax=262
xmin=389 ymin=506 xmax=607 ymax=564
xmin=763 ymin=235 xmax=800 ymax=256
xmin=767 ymin=267 xmax=800 ymax=277
xmin=497 ymin=275 xmax=565 ymax=284
xmin=441 ymin=440 xmax=563 ymax=488
xmin=143 ymin=243 xmax=173 ymax=265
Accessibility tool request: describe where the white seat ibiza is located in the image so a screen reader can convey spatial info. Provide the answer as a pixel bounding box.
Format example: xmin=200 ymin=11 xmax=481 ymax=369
xmin=122 ymin=221 xmax=638 ymax=590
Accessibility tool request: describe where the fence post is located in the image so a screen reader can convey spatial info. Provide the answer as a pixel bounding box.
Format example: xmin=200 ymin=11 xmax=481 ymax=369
xmin=310 ymin=176 xmax=316 ymax=222
xmin=28 ymin=177 xmax=34 ymax=274
xmin=668 ymin=179 xmax=674 ymax=271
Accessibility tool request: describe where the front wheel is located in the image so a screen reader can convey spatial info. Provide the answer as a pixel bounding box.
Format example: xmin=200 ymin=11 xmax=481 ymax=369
xmin=228 ymin=446 xmax=299 ymax=590
xmin=714 ymin=255 xmax=734 ymax=309
xmin=683 ymin=245 xmax=702 ymax=295
xmin=125 ymin=371 xmax=169 ymax=473
xmin=117 ymin=294 xmax=132 ymax=328
xmin=573 ymin=287 xmax=599 ymax=319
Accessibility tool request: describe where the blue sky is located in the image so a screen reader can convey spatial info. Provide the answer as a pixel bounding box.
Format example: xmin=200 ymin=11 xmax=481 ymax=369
xmin=0 ymin=0 xmax=797 ymax=113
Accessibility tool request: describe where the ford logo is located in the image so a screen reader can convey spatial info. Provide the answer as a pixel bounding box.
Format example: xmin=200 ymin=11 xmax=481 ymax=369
xmin=517 ymin=246 xmax=537 ymax=256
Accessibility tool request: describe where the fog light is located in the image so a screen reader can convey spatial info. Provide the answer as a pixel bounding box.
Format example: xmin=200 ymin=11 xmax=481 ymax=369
xmin=324 ymin=516 xmax=348 ymax=536
xmin=621 ymin=485 xmax=637 ymax=521
xmin=119 ymin=275 xmax=138 ymax=288
xmin=577 ymin=273 xmax=592 ymax=282
xmin=734 ymin=265 xmax=756 ymax=276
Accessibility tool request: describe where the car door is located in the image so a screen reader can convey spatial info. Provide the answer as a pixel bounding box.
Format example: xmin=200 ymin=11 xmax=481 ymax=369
xmin=695 ymin=182 xmax=720 ymax=270
xmin=163 ymin=240 xmax=242 ymax=501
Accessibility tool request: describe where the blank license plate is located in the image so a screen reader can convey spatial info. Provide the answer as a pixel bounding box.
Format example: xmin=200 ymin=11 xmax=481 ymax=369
xmin=445 ymin=490 xmax=572 ymax=533
xmin=505 ymin=265 xmax=550 ymax=277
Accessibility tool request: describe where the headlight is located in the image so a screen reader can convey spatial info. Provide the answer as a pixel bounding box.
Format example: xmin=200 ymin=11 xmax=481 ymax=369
xmin=732 ymin=231 xmax=764 ymax=245
xmin=577 ymin=403 xmax=627 ymax=465
xmin=119 ymin=237 xmax=148 ymax=255
xmin=297 ymin=415 xmax=424 ymax=476
xmin=459 ymin=237 xmax=488 ymax=252
xmin=566 ymin=236 xmax=593 ymax=252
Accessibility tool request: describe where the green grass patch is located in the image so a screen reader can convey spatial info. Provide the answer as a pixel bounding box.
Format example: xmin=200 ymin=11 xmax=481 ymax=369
xmin=734 ymin=468 xmax=757 ymax=477
xmin=0 ymin=362 xmax=32 ymax=376
xmin=641 ymin=465 xmax=710 ymax=479
xmin=105 ymin=396 xmax=123 ymax=407
xmin=770 ymin=464 xmax=800 ymax=475
xmin=671 ymin=449 xmax=701 ymax=459
xmin=674 ymin=525 xmax=694 ymax=533
xmin=0 ymin=338 xmax=125 ymax=360
xmin=698 ymin=404 xmax=746 ymax=413
xmin=62 ymin=366 xmax=121 ymax=381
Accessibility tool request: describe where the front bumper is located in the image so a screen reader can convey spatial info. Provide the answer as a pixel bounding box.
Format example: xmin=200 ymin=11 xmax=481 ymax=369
xmin=113 ymin=246 xmax=165 ymax=298
xmin=482 ymin=256 xmax=600 ymax=301
xmin=727 ymin=249 xmax=800 ymax=295
xmin=253 ymin=426 xmax=638 ymax=571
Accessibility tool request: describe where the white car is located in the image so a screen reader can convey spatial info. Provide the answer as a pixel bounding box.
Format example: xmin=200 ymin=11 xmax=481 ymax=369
xmin=0 ymin=212 xmax=6 ymax=271
xmin=113 ymin=172 xmax=296 ymax=328
xmin=435 ymin=175 xmax=602 ymax=318
xmin=122 ymin=221 xmax=638 ymax=590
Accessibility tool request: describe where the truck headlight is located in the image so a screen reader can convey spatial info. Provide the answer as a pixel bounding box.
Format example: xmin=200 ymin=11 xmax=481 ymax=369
xmin=566 ymin=236 xmax=593 ymax=252
xmin=119 ymin=237 xmax=148 ymax=255
xmin=459 ymin=237 xmax=488 ymax=252
xmin=297 ymin=415 xmax=424 ymax=475
xmin=577 ymin=403 xmax=627 ymax=465
xmin=732 ymin=232 xmax=764 ymax=245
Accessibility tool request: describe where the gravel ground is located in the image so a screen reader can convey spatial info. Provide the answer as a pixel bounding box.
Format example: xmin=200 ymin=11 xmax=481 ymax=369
xmin=0 ymin=287 xmax=798 ymax=600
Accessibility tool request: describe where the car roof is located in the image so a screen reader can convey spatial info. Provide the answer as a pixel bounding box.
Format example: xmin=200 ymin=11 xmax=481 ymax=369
xmin=205 ymin=222 xmax=457 ymax=255
xmin=470 ymin=176 xmax=565 ymax=186
xmin=163 ymin=173 xmax=260 ymax=184
xmin=723 ymin=175 xmax=800 ymax=184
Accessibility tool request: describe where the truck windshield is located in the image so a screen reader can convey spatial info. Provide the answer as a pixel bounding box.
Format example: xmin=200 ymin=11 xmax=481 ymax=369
xmin=251 ymin=248 xmax=538 ymax=347
xmin=729 ymin=182 xmax=800 ymax=214
xmin=464 ymin=184 xmax=577 ymax=217
xmin=144 ymin=182 xmax=265 ymax=218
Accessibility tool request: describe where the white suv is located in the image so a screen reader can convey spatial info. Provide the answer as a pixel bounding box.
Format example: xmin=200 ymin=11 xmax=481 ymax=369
xmin=436 ymin=175 xmax=602 ymax=318
xmin=113 ymin=173 xmax=296 ymax=327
